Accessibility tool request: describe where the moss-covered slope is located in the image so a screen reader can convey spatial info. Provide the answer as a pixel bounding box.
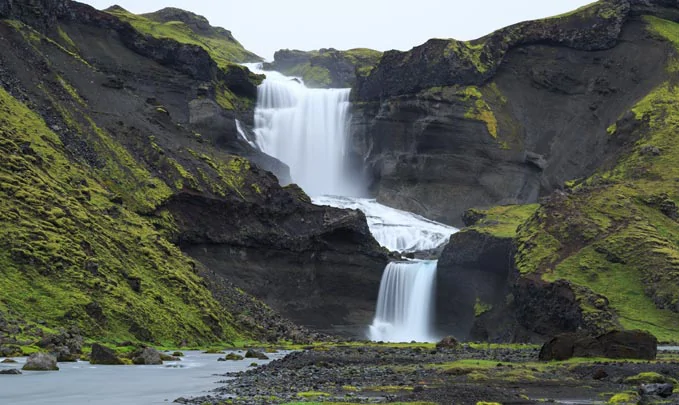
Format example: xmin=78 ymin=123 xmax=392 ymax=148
xmin=436 ymin=11 xmax=679 ymax=343
xmin=513 ymin=14 xmax=679 ymax=342
xmin=264 ymin=48 xmax=382 ymax=88
xmin=106 ymin=6 xmax=262 ymax=65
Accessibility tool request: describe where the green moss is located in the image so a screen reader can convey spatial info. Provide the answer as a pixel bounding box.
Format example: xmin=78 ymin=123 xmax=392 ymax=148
xmin=105 ymin=8 xmax=260 ymax=65
xmin=512 ymin=17 xmax=679 ymax=340
xmin=623 ymin=371 xmax=677 ymax=385
xmin=468 ymin=204 xmax=539 ymax=238
xmin=444 ymin=40 xmax=489 ymax=73
xmin=608 ymin=392 xmax=640 ymax=404
xmin=474 ymin=298 xmax=493 ymax=317
xmin=296 ymin=391 xmax=330 ymax=398
xmin=0 ymin=85 xmax=241 ymax=346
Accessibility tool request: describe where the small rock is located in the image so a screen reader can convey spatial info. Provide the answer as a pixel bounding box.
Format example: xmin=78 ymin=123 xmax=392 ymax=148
xmin=1 ymin=358 xmax=17 ymax=363
xmin=171 ymin=351 xmax=184 ymax=357
xmin=0 ymin=369 xmax=22 ymax=375
xmin=224 ymin=353 xmax=245 ymax=361
xmin=436 ymin=336 xmax=460 ymax=350
xmin=413 ymin=385 xmax=425 ymax=393
xmin=640 ymin=145 xmax=661 ymax=156
xmin=245 ymin=349 xmax=269 ymax=360
xmin=639 ymin=383 xmax=674 ymax=398
xmin=593 ymin=368 xmax=608 ymax=380
xmin=22 ymin=353 xmax=58 ymax=371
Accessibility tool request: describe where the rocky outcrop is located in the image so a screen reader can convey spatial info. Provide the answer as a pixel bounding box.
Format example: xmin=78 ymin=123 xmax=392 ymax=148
xmin=90 ymin=344 xmax=124 ymax=365
xmin=22 ymin=353 xmax=59 ymax=371
xmin=538 ymin=330 xmax=658 ymax=361
xmin=264 ymin=48 xmax=382 ymax=88
xmin=164 ymin=186 xmax=388 ymax=335
xmin=350 ymin=0 xmax=674 ymax=226
xmin=132 ymin=347 xmax=162 ymax=365
xmin=0 ymin=0 xmax=69 ymax=31
xmin=37 ymin=329 xmax=83 ymax=362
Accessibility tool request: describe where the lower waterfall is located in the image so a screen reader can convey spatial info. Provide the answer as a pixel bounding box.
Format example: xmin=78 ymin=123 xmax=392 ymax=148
xmin=368 ymin=261 xmax=438 ymax=343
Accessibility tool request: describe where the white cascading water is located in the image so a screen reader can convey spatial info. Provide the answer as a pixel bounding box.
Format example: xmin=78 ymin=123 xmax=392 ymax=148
xmin=249 ymin=63 xmax=457 ymax=342
xmin=368 ymin=261 xmax=438 ymax=342
xmin=252 ymin=68 xmax=357 ymax=196
xmin=313 ymin=195 xmax=457 ymax=253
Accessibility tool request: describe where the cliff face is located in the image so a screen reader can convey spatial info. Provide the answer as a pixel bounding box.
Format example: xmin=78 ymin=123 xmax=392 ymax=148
xmin=0 ymin=0 xmax=387 ymax=349
xmin=350 ymin=0 xmax=674 ymax=226
xmin=263 ymin=48 xmax=382 ymax=88
xmin=407 ymin=0 xmax=679 ymax=342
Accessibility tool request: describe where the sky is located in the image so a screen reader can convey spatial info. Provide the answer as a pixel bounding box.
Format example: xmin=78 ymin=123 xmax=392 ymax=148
xmin=79 ymin=0 xmax=595 ymax=61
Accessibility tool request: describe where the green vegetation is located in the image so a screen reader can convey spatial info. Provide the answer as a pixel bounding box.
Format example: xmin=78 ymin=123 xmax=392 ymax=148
xmin=474 ymin=298 xmax=493 ymax=317
xmin=105 ymin=7 xmax=261 ymax=65
xmin=623 ymin=371 xmax=677 ymax=384
xmin=271 ymin=48 xmax=382 ymax=88
xmin=608 ymin=392 xmax=640 ymax=404
xmin=0 ymin=80 xmax=239 ymax=346
xmin=466 ymin=204 xmax=539 ymax=238
xmin=506 ymin=16 xmax=679 ymax=341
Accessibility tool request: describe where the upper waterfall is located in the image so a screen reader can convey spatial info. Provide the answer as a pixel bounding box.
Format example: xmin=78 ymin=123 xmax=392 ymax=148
xmin=250 ymin=66 xmax=361 ymax=197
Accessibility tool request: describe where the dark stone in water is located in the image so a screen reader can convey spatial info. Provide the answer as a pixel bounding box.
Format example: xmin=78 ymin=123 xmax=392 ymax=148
xmin=0 ymin=369 xmax=22 ymax=375
xmin=539 ymin=330 xmax=657 ymax=361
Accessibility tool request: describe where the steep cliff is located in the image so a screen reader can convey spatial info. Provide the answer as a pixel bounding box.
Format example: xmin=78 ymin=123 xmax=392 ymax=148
xmin=263 ymin=48 xmax=382 ymax=88
xmin=0 ymin=0 xmax=387 ymax=350
xmin=423 ymin=0 xmax=679 ymax=342
xmin=351 ymin=0 xmax=675 ymax=226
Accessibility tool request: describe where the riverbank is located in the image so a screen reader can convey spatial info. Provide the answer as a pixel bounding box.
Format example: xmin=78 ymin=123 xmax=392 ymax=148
xmin=184 ymin=343 xmax=679 ymax=405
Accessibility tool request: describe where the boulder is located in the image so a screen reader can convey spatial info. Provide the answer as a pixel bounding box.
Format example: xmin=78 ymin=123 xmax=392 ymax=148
xmin=539 ymin=330 xmax=657 ymax=361
xmin=244 ymin=349 xmax=269 ymax=360
xmin=132 ymin=347 xmax=162 ymax=365
xmin=38 ymin=329 xmax=83 ymax=362
xmin=1 ymin=358 xmax=17 ymax=363
xmin=224 ymin=353 xmax=244 ymax=361
xmin=639 ymin=383 xmax=674 ymax=398
xmin=0 ymin=369 xmax=22 ymax=375
xmin=22 ymin=353 xmax=58 ymax=371
xmin=89 ymin=343 xmax=124 ymax=365
xmin=436 ymin=336 xmax=460 ymax=350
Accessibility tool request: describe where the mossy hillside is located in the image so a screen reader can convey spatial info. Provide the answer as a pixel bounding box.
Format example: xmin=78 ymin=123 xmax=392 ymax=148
xmin=464 ymin=204 xmax=539 ymax=239
xmin=0 ymin=81 xmax=241 ymax=345
xmin=105 ymin=7 xmax=261 ymax=65
xmin=357 ymin=0 xmax=627 ymax=100
xmin=512 ymin=16 xmax=679 ymax=342
xmin=104 ymin=7 xmax=262 ymax=112
xmin=270 ymin=48 xmax=383 ymax=88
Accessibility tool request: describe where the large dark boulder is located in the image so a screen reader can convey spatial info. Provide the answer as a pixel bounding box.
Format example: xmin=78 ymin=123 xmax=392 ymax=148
xmin=22 ymin=353 xmax=59 ymax=371
xmin=90 ymin=343 xmax=124 ymax=365
xmin=38 ymin=329 xmax=83 ymax=362
xmin=539 ymin=330 xmax=658 ymax=361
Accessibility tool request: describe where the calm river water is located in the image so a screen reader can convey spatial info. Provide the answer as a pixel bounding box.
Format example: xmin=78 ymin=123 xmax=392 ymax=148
xmin=0 ymin=350 xmax=287 ymax=405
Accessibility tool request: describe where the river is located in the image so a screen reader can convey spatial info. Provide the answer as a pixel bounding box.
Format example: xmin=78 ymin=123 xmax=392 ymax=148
xmin=0 ymin=350 xmax=288 ymax=405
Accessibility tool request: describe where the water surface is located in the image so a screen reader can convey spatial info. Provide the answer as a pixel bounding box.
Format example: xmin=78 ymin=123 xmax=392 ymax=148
xmin=0 ymin=350 xmax=287 ymax=405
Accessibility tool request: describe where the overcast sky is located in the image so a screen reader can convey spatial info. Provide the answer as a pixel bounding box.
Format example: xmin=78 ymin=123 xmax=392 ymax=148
xmin=79 ymin=0 xmax=595 ymax=60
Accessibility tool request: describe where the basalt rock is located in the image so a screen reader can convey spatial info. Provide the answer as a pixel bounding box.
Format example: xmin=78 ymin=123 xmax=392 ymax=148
xmin=538 ymin=330 xmax=658 ymax=361
xmin=90 ymin=343 xmax=124 ymax=365
xmin=350 ymin=0 xmax=673 ymax=226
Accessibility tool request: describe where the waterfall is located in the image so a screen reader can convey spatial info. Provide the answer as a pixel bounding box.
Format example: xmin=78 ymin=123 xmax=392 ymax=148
xmin=369 ymin=261 xmax=438 ymax=342
xmin=248 ymin=64 xmax=456 ymax=342
xmin=251 ymin=68 xmax=359 ymax=197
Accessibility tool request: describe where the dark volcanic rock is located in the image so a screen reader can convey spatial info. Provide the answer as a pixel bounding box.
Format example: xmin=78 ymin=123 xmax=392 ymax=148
xmin=350 ymin=1 xmax=672 ymax=226
xmin=167 ymin=185 xmax=388 ymax=336
xmin=0 ymin=0 xmax=69 ymax=31
xmin=639 ymin=383 xmax=674 ymax=398
xmin=38 ymin=329 xmax=83 ymax=362
xmin=435 ymin=230 xmax=515 ymax=339
xmin=0 ymin=369 xmax=22 ymax=375
xmin=90 ymin=343 xmax=124 ymax=365
xmin=539 ymin=330 xmax=658 ymax=361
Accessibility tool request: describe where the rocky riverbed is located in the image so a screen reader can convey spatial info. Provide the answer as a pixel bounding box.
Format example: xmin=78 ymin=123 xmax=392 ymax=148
xmin=184 ymin=343 xmax=679 ymax=405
